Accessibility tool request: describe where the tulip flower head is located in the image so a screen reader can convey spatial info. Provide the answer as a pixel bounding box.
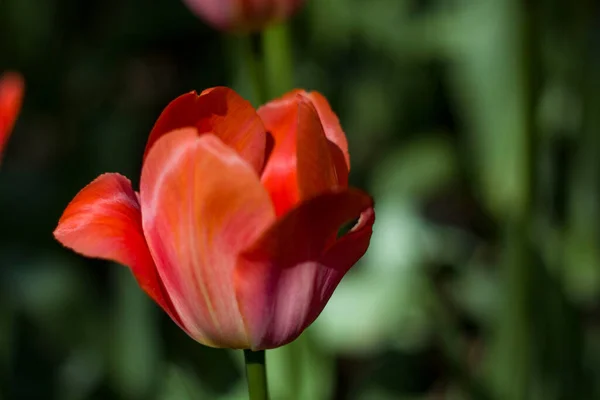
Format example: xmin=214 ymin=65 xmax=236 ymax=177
xmin=182 ymin=0 xmax=305 ymax=32
xmin=54 ymin=87 xmax=375 ymax=350
xmin=0 ymin=72 xmax=24 ymax=162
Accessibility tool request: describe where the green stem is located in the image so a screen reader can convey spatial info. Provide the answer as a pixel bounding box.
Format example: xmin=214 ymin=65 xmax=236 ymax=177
xmin=244 ymin=349 xmax=269 ymax=400
xmin=261 ymin=22 xmax=294 ymax=99
xmin=238 ymin=34 xmax=266 ymax=106
xmin=492 ymin=1 xmax=539 ymax=398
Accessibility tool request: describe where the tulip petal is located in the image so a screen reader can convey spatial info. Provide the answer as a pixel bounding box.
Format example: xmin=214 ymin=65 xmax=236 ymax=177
xmin=305 ymin=91 xmax=350 ymax=186
xmin=140 ymin=128 xmax=275 ymax=348
xmin=305 ymin=205 xmax=375 ymax=321
xmin=259 ymin=93 xmax=338 ymax=215
xmin=53 ymin=173 xmax=181 ymax=325
xmin=0 ymin=72 xmax=24 ymax=160
xmin=143 ymin=87 xmax=266 ymax=173
xmin=182 ymin=0 xmax=305 ymax=32
xmin=235 ymin=188 xmax=375 ymax=349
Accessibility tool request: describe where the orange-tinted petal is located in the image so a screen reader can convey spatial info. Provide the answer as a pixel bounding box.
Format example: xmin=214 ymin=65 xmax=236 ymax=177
xmin=305 ymin=91 xmax=350 ymax=186
xmin=235 ymin=188 xmax=374 ymax=349
xmin=140 ymin=128 xmax=275 ymax=348
xmin=143 ymin=87 xmax=266 ymax=173
xmin=258 ymin=93 xmax=338 ymax=215
xmin=259 ymin=89 xmax=349 ymax=186
xmin=0 ymin=72 xmax=24 ymax=161
xmin=53 ymin=173 xmax=181 ymax=325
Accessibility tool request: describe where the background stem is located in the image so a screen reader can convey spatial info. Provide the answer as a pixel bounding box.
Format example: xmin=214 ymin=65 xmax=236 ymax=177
xmin=490 ymin=0 xmax=539 ymax=398
xmin=237 ymin=34 xmax=266 ymax=106
xmin=261 ymin=23 xmax=294 ymax=99
xmin=244 ymin=349 xmax=269 ymax=400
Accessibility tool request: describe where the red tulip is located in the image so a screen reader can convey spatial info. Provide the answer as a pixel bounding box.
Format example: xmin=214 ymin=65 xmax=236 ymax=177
xmin=0 ymin=72 xmax=24 ymax=162
xmin=54 ymin=87 xmax=374 ymax=350
xmin=181 ymin=0 xmax=305 ymax=32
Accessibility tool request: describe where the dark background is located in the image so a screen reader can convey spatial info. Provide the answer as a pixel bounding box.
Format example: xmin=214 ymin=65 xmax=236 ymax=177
xmin=1 ymin=0 xmax=600 ymax=399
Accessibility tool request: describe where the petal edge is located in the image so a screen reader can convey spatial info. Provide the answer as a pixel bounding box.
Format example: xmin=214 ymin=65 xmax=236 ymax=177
xmin=0 ymin=72 xmax=24 ymax=160
xmin=53 ymin=173 xmax=181 ymax=324
xmin=143 ymin=88 xmax=266 ymax=173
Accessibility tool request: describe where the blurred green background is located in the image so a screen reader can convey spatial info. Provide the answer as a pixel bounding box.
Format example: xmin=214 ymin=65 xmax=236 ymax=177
xmin=1 ymin=0 xmax=600 ymax=399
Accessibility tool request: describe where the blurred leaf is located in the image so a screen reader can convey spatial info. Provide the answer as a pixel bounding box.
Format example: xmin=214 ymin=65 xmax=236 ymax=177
xmin=158 ymin=364 xmax=208 ymax=400
xmin=268 ymin=333 xmax=334 ymax=400
xmin=56 ymin=345 xmax=104 ymax=400
xmin=371 ymin=135 xmax=457 ymax=199
xmin=109 ymin=266 xmax=162 ymax=399
xmin=314 ymin=136 xmax=457 ymax=352
xmin=444 ymin=1 xmax=529 ymax=218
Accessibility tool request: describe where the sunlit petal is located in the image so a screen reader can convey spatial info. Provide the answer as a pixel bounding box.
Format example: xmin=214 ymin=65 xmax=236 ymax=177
xmin=144 ymin=87 xmax=266 ymax=173
xmin=140 ymin=128 xmax=275 ymax=348
xmin=259 ymin=93 xmax=338 ymax=215
xmin=53 ymin=173 xmax=182 ymax=324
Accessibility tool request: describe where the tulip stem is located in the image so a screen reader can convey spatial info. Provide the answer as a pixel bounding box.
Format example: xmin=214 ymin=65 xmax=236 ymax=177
xmin=238 ymin=34 xmax=267 ymax=106
xmin=244 ymin=349 xmax=269 ymax=400
xmin=261 ymin=22 xmax=294 ymax=99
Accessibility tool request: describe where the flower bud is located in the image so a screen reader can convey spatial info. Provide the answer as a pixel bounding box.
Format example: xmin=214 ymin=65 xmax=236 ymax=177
xmin=182 ymin=0 xmax=305 ymax=32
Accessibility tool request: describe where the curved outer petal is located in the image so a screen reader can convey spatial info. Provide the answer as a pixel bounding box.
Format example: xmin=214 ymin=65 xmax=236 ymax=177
xmin=235 ymin=188 xmax=375 ymax=350
xmin=140 ymin=128 xmax=275 ymax=348
xmin=182 ymin=0 xmax=305 ymax=32
xmin=53 ymin=173 xmax=182 ymax=325
xmin=0 ymin=72 xmax=24 ymax=161
xmin=258 ymin=93 xmax=338 ymax=215
xmin=143 ymin=87 xmax=266 ymax=173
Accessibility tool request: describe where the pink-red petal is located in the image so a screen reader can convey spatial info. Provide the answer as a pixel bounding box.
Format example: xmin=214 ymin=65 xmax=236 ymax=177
xmin=258 ymin=93 xmax=338 ymax=215
xmin=305 ymin=206 xmax=375 ymax=323
xmin=143 ymin=87 xmax=266 ymax=173
xmin=140 ymin=128 xmax=275 ymax=348
xmin=234 ymin=188 xmax=374 ymax=349
xmin=53 ymin=173 xmax=181 ymax=325
xmin=182 ymin=0 xmax=305 ymax=32
xmin=0 ymin=72 xmax=24 ymax=161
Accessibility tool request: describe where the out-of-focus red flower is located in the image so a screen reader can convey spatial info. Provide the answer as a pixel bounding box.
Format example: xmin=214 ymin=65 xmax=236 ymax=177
xmin=54 ymin=87 xmax=375 ymax=350
xmin=0 ymin=72 xmax=24 ymax=162
xmin=181 ymin=0 xmax=305 ymax=32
